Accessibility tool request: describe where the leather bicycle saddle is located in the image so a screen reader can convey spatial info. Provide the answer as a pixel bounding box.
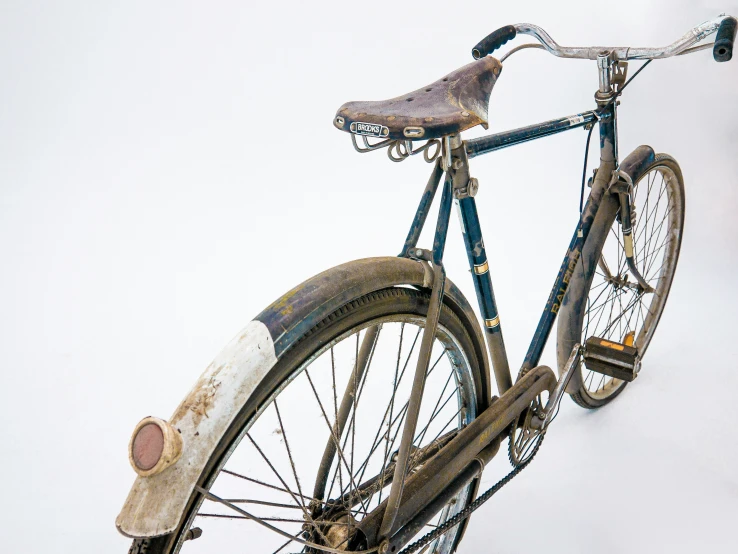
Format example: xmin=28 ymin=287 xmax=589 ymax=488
xmin=334 ymin=57 xmax=502 ymax=141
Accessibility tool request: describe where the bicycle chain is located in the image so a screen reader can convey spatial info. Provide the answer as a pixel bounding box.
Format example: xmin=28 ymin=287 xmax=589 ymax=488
xmin=397 ymin=431 xmax=545 ymax=554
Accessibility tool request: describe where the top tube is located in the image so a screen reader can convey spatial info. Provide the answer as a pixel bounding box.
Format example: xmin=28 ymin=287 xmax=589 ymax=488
xmin=515 ymin=16 xmax=728 ymax=60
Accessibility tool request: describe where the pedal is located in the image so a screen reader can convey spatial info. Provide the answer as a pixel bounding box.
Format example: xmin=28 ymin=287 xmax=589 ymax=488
xmin=582 ymin=336 xmax=640 ymax=382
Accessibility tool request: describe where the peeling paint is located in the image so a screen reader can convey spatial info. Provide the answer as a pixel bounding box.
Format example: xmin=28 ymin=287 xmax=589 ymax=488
xmin=117 ymin=257 xmax=494 ymax=540
xmin=175 ymin=365 xmax=224 ymax=426
xmin=116 ymin=320 xmax=277 ymax=538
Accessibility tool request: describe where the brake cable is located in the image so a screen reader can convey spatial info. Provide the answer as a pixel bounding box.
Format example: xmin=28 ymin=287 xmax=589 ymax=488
xmin=579 ymin=59 xmax=654 ymax=212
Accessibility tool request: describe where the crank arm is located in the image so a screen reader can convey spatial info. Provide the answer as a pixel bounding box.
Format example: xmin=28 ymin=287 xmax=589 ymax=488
xmin=532 ymin=344 xmax=582 ymax=430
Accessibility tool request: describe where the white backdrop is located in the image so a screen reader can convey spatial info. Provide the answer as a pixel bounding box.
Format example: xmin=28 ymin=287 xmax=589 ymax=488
xmin=1 ymin=1 xmax=737 ymax=552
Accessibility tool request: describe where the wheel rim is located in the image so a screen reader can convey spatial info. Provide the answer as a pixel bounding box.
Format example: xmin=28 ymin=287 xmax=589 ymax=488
xmin=176 ymin=315 xmax=479 ymax=553
xmin=581 ymin=164 xmax=682 ymax=400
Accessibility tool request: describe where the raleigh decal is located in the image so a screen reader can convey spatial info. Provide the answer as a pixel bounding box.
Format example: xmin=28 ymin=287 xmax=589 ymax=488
xmin=551 ymin=248 xmax=581 ymax=314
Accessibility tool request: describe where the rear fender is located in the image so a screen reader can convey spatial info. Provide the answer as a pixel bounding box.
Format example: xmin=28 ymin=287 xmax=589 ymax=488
xmin=116 ymin=257 xmax=491 ymax=538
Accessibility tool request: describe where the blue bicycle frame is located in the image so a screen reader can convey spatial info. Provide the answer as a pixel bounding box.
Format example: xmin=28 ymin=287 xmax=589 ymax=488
xmin=399 ymin=98 xmax=618 ymax=395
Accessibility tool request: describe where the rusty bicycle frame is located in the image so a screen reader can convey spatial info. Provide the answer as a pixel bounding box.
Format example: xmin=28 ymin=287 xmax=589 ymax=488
xmin=346 ymin=53 xmax=625 ymax=552
xmin=350 ymin=15 xmax=736 ymax=547
xmin=117 ymin=14 xmax=737 ymax=554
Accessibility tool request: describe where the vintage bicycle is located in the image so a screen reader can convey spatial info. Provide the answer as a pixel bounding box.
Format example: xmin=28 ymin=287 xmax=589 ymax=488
xmin=117 ymin=15 xmax=737 ymax=554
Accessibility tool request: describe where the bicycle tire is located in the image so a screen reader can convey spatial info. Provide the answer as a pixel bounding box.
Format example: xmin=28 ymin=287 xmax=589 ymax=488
xmin=557 ymin=153 xmax=685 ymax=408
xmin=129 ymin=287 xmax=491 ymax=554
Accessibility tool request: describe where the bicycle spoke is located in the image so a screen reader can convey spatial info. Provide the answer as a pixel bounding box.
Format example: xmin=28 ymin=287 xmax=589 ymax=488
xmin=219 ymin=499 xmax=304 ymax=509
xmin=246 ymin=432 xmax=333 ymax=543
xmin=643 ymin=215 xmax=673 ymax=278
xmin=642 ymin=204 xmax=668 ymax=268
xmin=588 ymin=285 xmax=620 ymax=334
xmin=327 ymin=325 xmax=416 ymax=502
xmin=273 ymin=400 xmax=307 ymax=512
xmin=186 ymin=305 xmax=479 ymax=553
xmin=411 ymin=381 xmax=459 ymax=451
xmin=350 ymin=346 xmax=447 ymax=496
xmin=325 ymin=327 xmax=383 ymax=504
xmin=195 ymin=487 xmax=376 ymax=554
xmin=198 ymin=513 xmax=306 ymax=524
xmin=221 ymin=469 xmax=318 ymax=503
xmin=271 ymin=531 xmax=306 ymax=554
xmin=587 ymin=283 xmax=619 ymax=318
xmin=378 ymin=323 xmax=405 ymax=506
xmin=330 ymin=346 xmax=345 ymax=498
xmin=645 ymin=245 xmax=672 ymax=282
xmin=305 ymin=369 xmax=370 ymax=515
xmin=600 ymin=292 xmax=644 ymax=339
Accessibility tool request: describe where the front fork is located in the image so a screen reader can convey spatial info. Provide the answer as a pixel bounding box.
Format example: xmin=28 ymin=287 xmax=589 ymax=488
xmin=607 ymin=172 xmax=654 ymax=293
xmin=596 ymin=52 xmax=652 ymax=294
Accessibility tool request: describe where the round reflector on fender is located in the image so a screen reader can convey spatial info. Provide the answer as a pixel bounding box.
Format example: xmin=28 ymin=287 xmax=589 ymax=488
xmin=128 ymin=416 xmax=183 ymax=477
xmin=132 ymin=422 xmax=164 ymax=471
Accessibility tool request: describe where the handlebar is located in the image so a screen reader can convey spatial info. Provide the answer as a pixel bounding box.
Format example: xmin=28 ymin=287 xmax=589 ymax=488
xmin=714 ymin=16 xmax=737 ymax=61
xmin=471 ymin=25 xmax=516 ymax=60
xmin=472 ymin=15 xmax=736 ymax=62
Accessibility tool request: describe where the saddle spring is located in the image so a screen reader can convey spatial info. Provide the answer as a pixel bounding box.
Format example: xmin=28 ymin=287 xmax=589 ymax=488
xmin=351 ymin=134 xmax=442 ymax=163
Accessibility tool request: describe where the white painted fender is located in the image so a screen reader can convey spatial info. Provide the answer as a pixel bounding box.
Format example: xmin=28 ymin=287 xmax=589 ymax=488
xmin=116 ymin=320 xmax=277 ymax=538
xmin=115 ymin=257 xmax=493 ymax=540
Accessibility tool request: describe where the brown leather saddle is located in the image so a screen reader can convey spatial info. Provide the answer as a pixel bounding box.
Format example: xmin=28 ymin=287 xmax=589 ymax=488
xmin=334 ymin=57 xmax=502 ymax=141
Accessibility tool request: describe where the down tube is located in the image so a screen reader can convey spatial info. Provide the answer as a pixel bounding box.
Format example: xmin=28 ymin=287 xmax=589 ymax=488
xmin=521 ymin=183 xmax=607 ymax=371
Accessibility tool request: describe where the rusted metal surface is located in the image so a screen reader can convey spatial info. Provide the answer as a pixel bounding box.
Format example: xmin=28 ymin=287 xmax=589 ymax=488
xmin=116 ymin=321 xmax=278 ymax=538
xmin=334 ymin=57 xmax=502 ymax=141
xmin=619 ymin=145 xmax=655 ymax=182
xmin=359 ymin=365 xmax=557 ymax=548
xmin=513 ymin=17 xmax=728 ymax=60
xmin=400 ymin=159 xmax=443 ymax=257
xmin=465 ymin=110 xmax=597 ymax=158
xmin=557 ymin=145 xmax=658 ymax=393
xmin=117 ymin=257 xmax=492 ymax=539
xmin=255 ymin=258 xmax=491 ymax=396
xmin=379 ymin=263 xmax=447 ymax=539
xmin=451 ymin=138 xmax=514 ymax=394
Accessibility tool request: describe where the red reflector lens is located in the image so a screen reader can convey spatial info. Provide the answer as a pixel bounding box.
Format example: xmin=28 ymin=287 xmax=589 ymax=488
xmin=132 ymin=422 xmax=164 ymax=471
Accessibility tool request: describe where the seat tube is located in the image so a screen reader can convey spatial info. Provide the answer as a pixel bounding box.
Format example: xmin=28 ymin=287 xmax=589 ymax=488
xmin=448 ymin=136 xmax=513 ymax=393
xmin=457 ymin=196 xmax=513 ymax=394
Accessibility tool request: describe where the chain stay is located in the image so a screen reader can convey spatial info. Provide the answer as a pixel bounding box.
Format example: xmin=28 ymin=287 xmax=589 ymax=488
xmin=397 ymin=433 xmax=545 ymax=554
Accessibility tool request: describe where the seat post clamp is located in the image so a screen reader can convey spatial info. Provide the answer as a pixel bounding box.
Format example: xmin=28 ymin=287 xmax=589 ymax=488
xmin=453 ymin=177 xmax=479 ymax=199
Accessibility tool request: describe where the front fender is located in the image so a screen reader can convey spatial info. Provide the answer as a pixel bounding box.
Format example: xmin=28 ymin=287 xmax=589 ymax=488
xmin=558 ymin=145 xmax=656 ymax=393
xmin=116 ymin=256 xmax=490 ymax=538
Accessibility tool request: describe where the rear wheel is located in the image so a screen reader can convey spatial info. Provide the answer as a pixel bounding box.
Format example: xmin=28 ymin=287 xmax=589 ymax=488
xmin=130 ymin=287 xmax=489 ymax=553
xmin=559 ymin=154 xmax=685 ymax=408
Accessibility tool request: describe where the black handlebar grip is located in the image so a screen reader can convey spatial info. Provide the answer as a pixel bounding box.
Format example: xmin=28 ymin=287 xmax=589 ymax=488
xmin=472 ymin=25 xmax=517 ymax=59
xmin=714 ymin=16 xmax=737 ymax=62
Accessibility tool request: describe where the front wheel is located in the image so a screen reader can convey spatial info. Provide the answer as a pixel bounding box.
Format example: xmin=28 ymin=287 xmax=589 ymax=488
xmin=558 ymin=154 xmax=685 ymax=408
xmin=132 ymin=287 xmax=490 ymax=554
